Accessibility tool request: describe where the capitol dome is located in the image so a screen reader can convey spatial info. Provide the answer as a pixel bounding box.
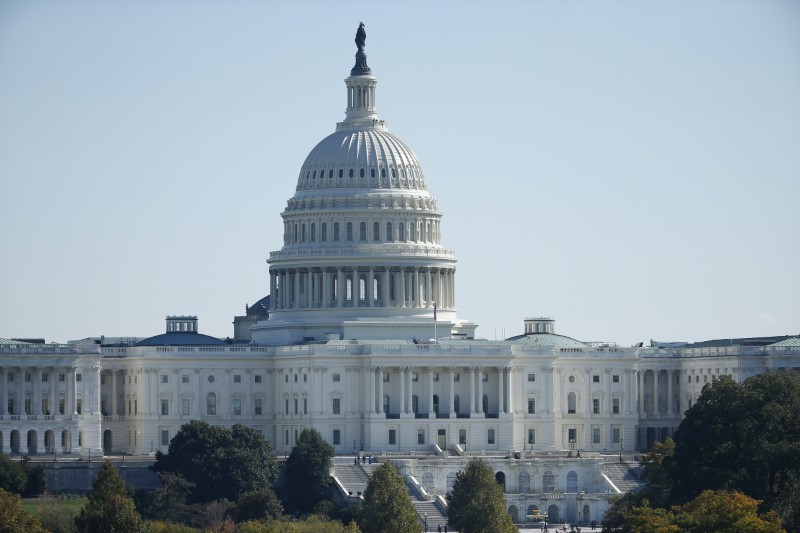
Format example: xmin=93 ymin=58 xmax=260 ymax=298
xmin=250 ymin=25 xmax=475 ymax=346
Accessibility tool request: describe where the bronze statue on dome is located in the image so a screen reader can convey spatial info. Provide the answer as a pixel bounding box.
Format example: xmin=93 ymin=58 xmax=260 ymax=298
xmin=355 ymin=22 xmax=366 ymax=51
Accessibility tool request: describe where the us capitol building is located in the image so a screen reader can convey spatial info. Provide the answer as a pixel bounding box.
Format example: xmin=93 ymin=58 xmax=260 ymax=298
xmin=2 ymin=26 xmax=798 ymax=524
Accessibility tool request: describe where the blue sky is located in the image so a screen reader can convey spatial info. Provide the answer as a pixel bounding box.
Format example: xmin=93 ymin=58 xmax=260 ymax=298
xmin=1 ymin=0 xmax=798 ymax=344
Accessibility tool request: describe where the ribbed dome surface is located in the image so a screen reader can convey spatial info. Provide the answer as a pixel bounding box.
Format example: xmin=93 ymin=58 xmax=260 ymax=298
xmin=296 ymin=129 xmax=427 ymax=191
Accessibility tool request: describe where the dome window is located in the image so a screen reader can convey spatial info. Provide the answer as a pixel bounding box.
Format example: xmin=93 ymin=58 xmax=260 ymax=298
xmin=359 ymin=222 xmax=367 ymax=241
xmin=312 ymin=170 xmax=317 ymax=179
xmin=391 ymin=168 xmax=396 ymax=178
xmin=398 ymin=223 xmax=405 ymax=242
xmin=381 ymin=168 xmax=386 ymax=178
xmin=360 ymin=168 xmax=365 ymax=178
xmin=373 ymin=222 xmax=380 ymax=241
xmin=346 ymin=222 xmax=353 ymax=241
xmin=310 ymin=223 xmax=316 ymax=242
xmin=338 ymin=169 xmax=344 ymax=178
xmin=333 ymin=223 xmax=340 ymax=241
xmin=321 ymin=223 xmax=327 ymax=242
xmin=370 ymin=168 xmax=375 ymax=178
xmin=386 ymin=222 xmax=393 ymax=242
xmin=349 ymin=168 xmax=354 ymax=178
xmin=328 ymin=169 xmax=333 ymax=179
xmin=301 ymin=224 xmax=306 ymax=242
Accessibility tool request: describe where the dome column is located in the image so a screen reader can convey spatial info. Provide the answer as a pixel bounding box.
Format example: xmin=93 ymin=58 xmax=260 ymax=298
xmin=399 ymin=269 xmax=406 ymax=308
xmin=337 ymin=269 xmax=345 ymax=308
xmin=381 ymin=269 xmax=390 ymax=307
xmin=368 ymin=268 xmax=375 ymax=307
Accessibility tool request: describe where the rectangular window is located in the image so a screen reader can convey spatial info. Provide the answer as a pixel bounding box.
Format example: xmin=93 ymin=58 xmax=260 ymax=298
xmin=453 ymin=374 xmax=460 ymax=382
xmin=613 ymin=374 xmax=620 ymax=383
xmin=255 ymin=375 xmax=262 ymax=383
xmin=25 ymin=373 xmax=31 ymax=382
xmin=612 ymin=427 xmax=621 ymax=444
xmin=234 ymin=375 xmax=241 ymax=384
xmin=527 ymin=373 xmax=535 ymax=382
xmin=459 ymin=429 xmax=467 ymax=445
xmin=389 ymin=429 xmax=397 ymax=445
xmin=332 ymin=398 xmax=341 ymax=415
xmin=285 ymin=375 xmax=288 ymax=383
xmin=482 ymin=373 xmax=488 ymax=382
xmin=182 ymin=374 xmax=189 ymax=384
xmin=285 ymin=399 xmax=289 ymax=415
xmin=161 ymin=429 xmax=169 ymax=446
xmin=593 ymin=398 xmax=600 ymax=414
xmin=25 ymin=398 xmax=31 ymax=415
xmin=254 ymin=398 xmax=263 ymax=415
xmin=294 ymin=374 xmax=298 ymax=382
xmin=234 ymin=398 xmax=242 ymax=416
xmin=7 ymin=373 xmax=13 ymax=382
xmin=7 ymin=399 xmax=14 ymax=414
xmin=161 ymin=375 xmax=169 ymax=384
xmin=161 ymin=399 xmax=169 ymax=416
xmin=304 ymin=374 xmax=307 ymax=382
xmin=59 ymin=398 xmax=65 ymax=415
xmin=417 ymin=429 xmax=425 ymax=445
xmin=42 ymin=373 xmax=49 ymax=382
xmin=332 ymin=374 xmax=341 ymax=382
xmin=593 ymin=375 xmax=600 ymax=383
xmin=568 ymin=428 xmax=577 ymax=443
xmin=77 ymin=399 xmax=82 ymax=415
xmin=528 ymin=398 xmax=535 ymax=414
xmin=383 ymin=373 xmax=390 ymax=382
xmin=487 ymin=428 xmax=495 ymax=445
xmin=181 ymin=398 xmax=190 ymax=416
xmin=294 ymin=399 xmax=298 ymax=415
xmin=303 ymin=398 xmax=307 ymax=415
xmin=59 ymin=373 xmax=65 ymax=382
xmin=412 ymin=373 xmax=419 ymax=382
xmin=333 ymin=429 xmax=341 ymax=445
xmin=528 ymin=428 xmax=535 ymax=444
xmin=433 ymin=373 xmax=439 ymax=382
xmin=593 ymin=427 xmax=601 ymax=444
xmin=612 ymin=398 xmax=620 ymax=414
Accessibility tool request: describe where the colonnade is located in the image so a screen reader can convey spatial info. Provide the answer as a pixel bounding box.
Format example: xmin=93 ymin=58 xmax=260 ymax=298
xmin=269 ymin=266 xmax=455 ymax=311
xmin=637 ymin=368 xmax=681 ymax=417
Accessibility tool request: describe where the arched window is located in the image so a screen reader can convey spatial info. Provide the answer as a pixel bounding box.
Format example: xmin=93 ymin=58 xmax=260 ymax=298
xmin=398 ymin=223 xmax=405 ymax=241
xmin=338 ymin=169 xmax=343 ymax=178
xmin=373 ymin=222 xmax=380 ymax=241
xmin=321 ymin=222 xmax=327 ymax=242
xmin=433 ymin=394 xmax=439 ymax=414
xmin=548 ymin=505 xmax=560 ymax=523
xmin=359 ymin=276 xmax=366 ymax=301
xmin=568 ymin=392 xmax=577 ymax=414
xmin=373 ymin=276 xmax=380 ymax=301
xmin=567 ymin=471 xmax=578 ymax=493
xmin=519 ymin=471 xmax=531 ymax=493
xmin=359 ymin=222 xmax=367 ymax=241
xmin=333 ymin=277 xmax=338 ymax=301
xmin=360 ymin=168 xmax=365 ymax=178
xmin=345 ymin=275 xmax=353 ymax=301
xmin=293 ymin=224 xmax=298 ymax=243
xmin=346 ymin=222 xmax=353 ymax=241
xmin=381 ymin=168 xmax=386 ymax=178
xmin=386 ymin=222 xmax=393 ymax=242
xmin=543 ymin=471 xmax=555 ymax=493
xmin=391 ymin=168 xmax=396 ymax=178
xmin=312 ymin=170 xmax=316 ymax=179
xmin=370 ymin=168 xmax=375 ymax=178
xmin=206 ymin=393 xmax=216 ymax=416
xmin=333 ymin=223 xmax=340 ymax=241
xmin=310 ymin=223 xmax=316 ymax=242
xmin=349 ymin=168 xmax=354 ymax=178
xmin=328 ymin=169 xmax=333 ymax=178
xmin=410 ymin=223 xmax=416 ymax=241
xmin=301 ymin=224 xmax=306 ymax=242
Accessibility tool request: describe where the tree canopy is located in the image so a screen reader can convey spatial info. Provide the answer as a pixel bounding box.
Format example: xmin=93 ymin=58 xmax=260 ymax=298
xmin=446 ymin=458 xmax=516 ymax=533
xmin=358 ymin=462 xmax=421 ymax=533
xmin=75 ymin=460 xmax=145 ymax=533
xmin=0 ymin=488 xmax=47 ymax=533
xmin=153 ymin=421 xmax=278 ymax=503
xmin=285 ymin=428 xmax=335 ymax=514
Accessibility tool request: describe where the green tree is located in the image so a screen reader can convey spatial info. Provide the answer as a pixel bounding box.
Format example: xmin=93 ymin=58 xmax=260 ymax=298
xmin=285 ymin=428 xmax=335 ymax=514
xmin=0 ymin=488 xmax=47 ymax=533
xmin=446 ymin=458 xmax=516 ymax=533
xmin=74 ymin=460 xmax=145 ymax=533
xmin=153 ymin=421 xmax=278 ymax=503
xmin=673 ymin=490 xmax=784 ymax=533
xmin=671 ymin=373 xmax=800 ymax=528
xmin=358 ymin=463 xmax=420 ymax=533
xmin=232 ymin=489 xmax=284 ymax=522
xmin=622 ymin=499 xmax=680 ymax=533
xmin=0 ymin=456 xmax=28 ymax=495
xmin=136 ymin=472 xmax=197 ymax=525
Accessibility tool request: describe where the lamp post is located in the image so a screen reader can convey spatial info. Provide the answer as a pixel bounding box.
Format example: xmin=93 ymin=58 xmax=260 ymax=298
xmin=424 ymin=512 xmax=428 ymax=532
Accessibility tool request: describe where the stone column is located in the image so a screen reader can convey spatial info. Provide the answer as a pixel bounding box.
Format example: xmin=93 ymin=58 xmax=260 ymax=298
xmin=399 ymin=368 xmax=406 ymax=415
xmin=470 ymin=367 xmax=476 ymax=414
xmin=377 ymin=368 xmax=384 ymax=414
xmin=111 ymin=370 xmax=118 ymax=417
xmin=413 ymin=269 xmax=420 ymax=308
xmin=667 ymin=369 xmax=675 ymax=417
xmin=426 ymin=269 xmax=432 ymax=307
xmin=398 ymin=270 xmax=406 ymax=307
xmin=477 ymin=367 xmax=484 ymax=414
xmin=553 ymin=369 xmax=561 ymax=415
xmin=406 ymin=368 xmax=413 ymax=414
xmin=507 ymin=367 xmax=514 ymax=414
xmin=368 ymin=367 xmax=375 ymax=414
xmin=638 ymin=370 xmax=645 ymax=417
xmin=368 ymin=269 xmax=375 ymax=307
xmin=293 ymin=270 xmax=300 ymax=309
xmin=194 ymin=369 xmax=202 ymax=417
xmin=382 ymin=270 xmax=390 ymax=307
xmin=69 ymin=367 xmax=78 ymax=416
xmin=448 ymin=368 xmax=455 ymax=417
xmin=34 ymin=368 xmax=42 ymax=415
xmin=428 ymin=368 xmax=435 ymax=417
xmin=498 ymin=368 xmax=505 ymax=414
xmin=337 ymin=269 xmax=345 ymax=308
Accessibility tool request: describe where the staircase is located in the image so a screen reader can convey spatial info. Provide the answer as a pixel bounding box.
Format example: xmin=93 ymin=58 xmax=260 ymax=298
xmin=413 ymin=499 xmax=448 ymax=531
xmin=333 ymin=462 xmax=370 ymax=496
xmin=604 ymin=462 xmax=645 ymax=492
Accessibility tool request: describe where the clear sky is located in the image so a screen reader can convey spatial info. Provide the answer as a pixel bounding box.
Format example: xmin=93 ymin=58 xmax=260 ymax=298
xmin=1 ymin=0 xmax=798 ymax=345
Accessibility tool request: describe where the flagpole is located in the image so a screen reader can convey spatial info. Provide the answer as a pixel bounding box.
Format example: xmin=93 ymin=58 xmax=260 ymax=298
xmin=433 ymin=302 xmax=437 ymax=342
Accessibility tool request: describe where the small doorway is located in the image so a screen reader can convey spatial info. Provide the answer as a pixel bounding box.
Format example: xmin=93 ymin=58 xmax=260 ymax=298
xmin=437 ymin=428 xmax=446 ymax=449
